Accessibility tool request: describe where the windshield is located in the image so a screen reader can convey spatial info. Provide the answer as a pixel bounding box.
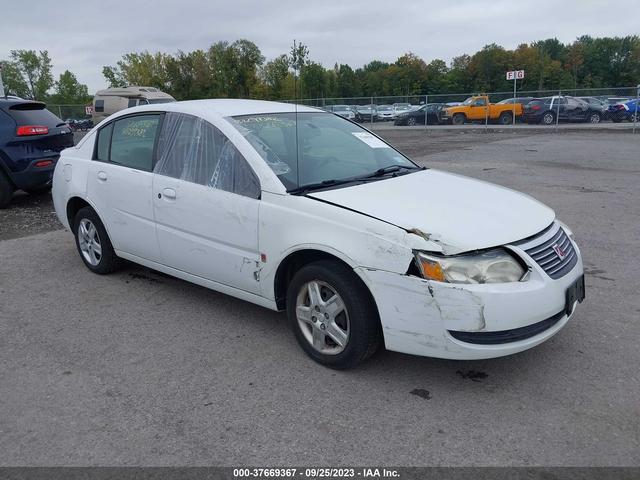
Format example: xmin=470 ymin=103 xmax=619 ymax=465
xmin=229 ymin=112 xmax=417 ymax=192
xmin=462 ymin=97 xmax=475 ymax=106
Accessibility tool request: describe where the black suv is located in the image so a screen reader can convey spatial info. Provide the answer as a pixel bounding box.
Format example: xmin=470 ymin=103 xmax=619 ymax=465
xmin=0 ymin=99 xmax=74 ymax=207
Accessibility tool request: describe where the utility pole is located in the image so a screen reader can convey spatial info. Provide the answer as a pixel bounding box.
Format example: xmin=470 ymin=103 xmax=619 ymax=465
xmin=0 ymin=64 xmax=6 ymax=98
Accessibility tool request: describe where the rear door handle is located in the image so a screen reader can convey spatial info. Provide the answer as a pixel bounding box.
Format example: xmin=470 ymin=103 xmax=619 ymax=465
xmin=162 ymin=188 xmax=176 ymax=200
xmin=97 ymin=171 xmax=107 ymax=182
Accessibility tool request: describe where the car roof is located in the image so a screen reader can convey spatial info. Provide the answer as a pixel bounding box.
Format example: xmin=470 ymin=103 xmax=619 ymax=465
xmin=122 ymin=99 xmax=322 ymax=117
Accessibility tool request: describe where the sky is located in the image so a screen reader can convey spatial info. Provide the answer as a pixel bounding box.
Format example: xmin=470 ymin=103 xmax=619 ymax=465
xmin=1 ymin=0 xmax=638 ymax=94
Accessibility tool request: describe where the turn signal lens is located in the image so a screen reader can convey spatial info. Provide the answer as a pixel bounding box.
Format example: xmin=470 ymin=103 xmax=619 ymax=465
xmin=416 ymin=256 xmax=446 ymax=282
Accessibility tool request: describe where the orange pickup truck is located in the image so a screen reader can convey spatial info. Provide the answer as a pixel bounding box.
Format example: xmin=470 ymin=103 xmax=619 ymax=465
xmin=442 ymin=95 xmax=523 ymax=125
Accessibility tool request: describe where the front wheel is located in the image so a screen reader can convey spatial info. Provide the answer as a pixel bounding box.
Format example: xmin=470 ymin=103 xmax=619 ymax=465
xmin=407 ymin=116 xmax=417 ymax=126
xmin=73 ymin=206 xmax=119 ymax=274
xmin=286 ymin=260 xmax=381 ymax=369
xmin=588 ymin=112 xmax=601 ymax=124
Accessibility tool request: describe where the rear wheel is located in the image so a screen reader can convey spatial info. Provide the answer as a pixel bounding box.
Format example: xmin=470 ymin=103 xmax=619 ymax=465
xmin=629 ymin=113 xmax=639 ymax=123
xmin=0 ymin=171 xmax=14 ymax=208
xmin=73 ymin=206 xmax=119 ymax=274
xmin=286 ymin=260 xmax=381 ymax=369
xmin=498 ymin=111 xmax=513 ymax=125
xmin=452 ymin=113 xmax=466 ymax=126
xmin=542 ymin=111 xmax=556 ymax=125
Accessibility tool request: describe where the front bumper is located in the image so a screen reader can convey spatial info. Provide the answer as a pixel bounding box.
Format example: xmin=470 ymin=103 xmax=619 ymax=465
xmin=355 ymin=230 xmax=584 ymax=360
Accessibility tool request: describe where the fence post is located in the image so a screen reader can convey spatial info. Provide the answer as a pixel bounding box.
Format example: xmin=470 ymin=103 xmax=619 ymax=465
xmin=555 ymin=91 xmax=561 ymax=132
xmin=371 ymin=96 xmax=374 ymax=126
xmin=424 ymin=94 xmax=428 ymax=130
xmin=513 ymin=78 xmax=517 ymax=127
xmin=58 ymin=106 xmax=63 ymax=119
xmin=634 ymin=84 xmax=639 ymax=135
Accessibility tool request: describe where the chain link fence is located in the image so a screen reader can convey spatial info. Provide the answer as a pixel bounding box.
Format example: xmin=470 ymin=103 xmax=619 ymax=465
xmin=47 ymin=85 xmax=640 ymax=133
xmin=286 ymin=86 xmax=640 ymax=133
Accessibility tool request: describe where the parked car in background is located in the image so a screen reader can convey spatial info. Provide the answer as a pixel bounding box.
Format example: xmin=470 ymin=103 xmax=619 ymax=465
xmin=442 ymin=95 xmax=522 ymax=125
xmin=392 ymin=104 xmax=412 ymax=117
xmin=522 ymin=96 xmax=603 ymax=125
xmin=0 ymin=98 xmax=74 ymax=207
xmin=608 ymin=98 xmax=639 ymax=123
xmin=376 ymin=105 xmax=395 ymax=121
xmin=355 ymin=104 xmax=378 ymax=122
xmin=497 ymin=97 xmax=534 ymax=106
xmin=66 ymin=118 xmax=95 ymax=131
xmin=328 ymin=105 xmax=355 ymax=120
xmin=92 ymin=86 xmax=176 ymax=123
xmin=394 ymin=103 xmax=445 ymax=126
xmin=52 ymin=99 xmax=584 ymax=369
xmin=578 ymin=97 xmax=609 ymax=120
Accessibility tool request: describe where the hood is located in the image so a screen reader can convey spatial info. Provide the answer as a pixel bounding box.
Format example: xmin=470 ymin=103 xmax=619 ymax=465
xmin=307 ymin=169 xmax=555 ymax=253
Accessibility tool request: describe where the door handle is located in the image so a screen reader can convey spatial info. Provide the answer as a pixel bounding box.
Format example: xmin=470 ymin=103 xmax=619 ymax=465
xmin=162 ymin=188 xmax=176 ymax=200
xmin=97 ymin=171 xmax=107 ymax=182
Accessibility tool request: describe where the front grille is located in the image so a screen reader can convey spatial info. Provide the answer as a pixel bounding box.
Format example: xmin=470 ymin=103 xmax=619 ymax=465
xmin=519 ymin=226 xmax=577 ymax=279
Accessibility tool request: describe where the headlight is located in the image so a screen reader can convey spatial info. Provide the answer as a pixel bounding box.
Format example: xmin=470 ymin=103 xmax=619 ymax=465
xmin=414 ymin=249 xmax=526 ymax=284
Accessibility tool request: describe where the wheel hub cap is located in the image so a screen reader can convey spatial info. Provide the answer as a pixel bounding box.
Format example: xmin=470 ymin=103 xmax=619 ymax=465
xmin=78 ymin=218 xmax=102 ymax=266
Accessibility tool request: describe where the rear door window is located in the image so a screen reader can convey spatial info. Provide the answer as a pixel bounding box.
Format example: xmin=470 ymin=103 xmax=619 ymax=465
xmin=109 ymin=115 xmax=161 ymax=171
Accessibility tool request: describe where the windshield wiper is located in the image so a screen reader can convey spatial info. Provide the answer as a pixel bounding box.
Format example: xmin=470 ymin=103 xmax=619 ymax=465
xmin=288 ymin=178 xmax=357 ymax=195
xmin=364 ymin=164 xmax=420 ymax=178
xmin=288 ymin=165 xmax=423 ymax=195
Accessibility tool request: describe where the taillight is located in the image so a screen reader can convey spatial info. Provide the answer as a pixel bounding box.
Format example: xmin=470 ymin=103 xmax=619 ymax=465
xmin=16 ymin=125 xmax=49 ymax=136
xmin=531 ymin=105 xmax=541 ymax=111
xmin=34 ymin=160 xmax=54 ymax=168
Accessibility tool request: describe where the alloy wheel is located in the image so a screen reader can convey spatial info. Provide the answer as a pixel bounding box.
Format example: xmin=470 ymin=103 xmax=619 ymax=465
xmin=78 ymin=218 xmax=102 ymax=266
xmin=296 ymin=280 xmax=350 ymax=355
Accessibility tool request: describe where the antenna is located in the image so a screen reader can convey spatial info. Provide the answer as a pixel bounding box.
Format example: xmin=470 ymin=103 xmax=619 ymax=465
xmin=293 ymin=39 xmax=300 ymax=189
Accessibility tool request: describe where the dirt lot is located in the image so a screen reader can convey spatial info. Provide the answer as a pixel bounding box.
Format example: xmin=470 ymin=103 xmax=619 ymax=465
xmin=1 ymin=130 xmax=639 ymax=466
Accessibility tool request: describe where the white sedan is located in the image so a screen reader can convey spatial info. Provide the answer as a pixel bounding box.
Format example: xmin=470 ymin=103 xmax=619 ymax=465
xmin=52 ymin=100 xmax=585 ymax=369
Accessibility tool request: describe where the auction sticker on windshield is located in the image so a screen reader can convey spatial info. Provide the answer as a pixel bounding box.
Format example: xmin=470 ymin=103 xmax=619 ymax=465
xmin=351 ymin=132 xmax=390 ymax=148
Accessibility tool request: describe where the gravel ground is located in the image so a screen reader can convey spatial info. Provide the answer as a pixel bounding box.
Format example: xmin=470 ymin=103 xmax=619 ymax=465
xmin=1 ymin=129 xmax=639 ymax=466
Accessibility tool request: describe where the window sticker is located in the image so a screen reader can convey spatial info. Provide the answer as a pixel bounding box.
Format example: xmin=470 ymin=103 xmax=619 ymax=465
xmin=351 ymin=132 xmax=390 ymax=148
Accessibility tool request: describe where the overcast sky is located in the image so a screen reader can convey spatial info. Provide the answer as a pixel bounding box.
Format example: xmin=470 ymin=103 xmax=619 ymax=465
xmin=1 ymin=0 xmax=637 ymax=94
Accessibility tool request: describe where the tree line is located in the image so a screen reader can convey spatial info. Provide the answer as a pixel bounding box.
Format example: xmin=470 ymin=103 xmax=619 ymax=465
xmin=2 ymin=35 xmax=639 ymax=104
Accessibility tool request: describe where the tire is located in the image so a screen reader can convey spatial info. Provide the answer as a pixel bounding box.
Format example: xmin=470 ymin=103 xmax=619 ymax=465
xmin=24 ymin=184 xmax=52 ymax=195
xmin=407 ymin=116 xmax=417 ymax=126
xmin=629 ymin=113 xmax=639 ymax=123
xmin=588 ymin=112 xmax=601 ymax=124
xmin=498 ymin=111 xmax=513 ymax=125
xmin=286 ymin=260 xmax=381 ymax=369
xmin=73 ymin=206 xmax=119 ymax=274
xmin=452 ymin=113 xmax=466 ymax=126
xmin=0 ymin=171 xmax=14 ymax=208
xmin=542 ymin=111 xmax=556 ymax=125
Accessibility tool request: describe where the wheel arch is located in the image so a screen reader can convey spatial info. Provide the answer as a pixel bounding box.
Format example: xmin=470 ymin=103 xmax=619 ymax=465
xmin=273 ymin=247 xmax=378 ymax=317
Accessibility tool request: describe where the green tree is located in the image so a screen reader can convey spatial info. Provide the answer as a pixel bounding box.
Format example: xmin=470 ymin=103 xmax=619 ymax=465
xmin=102 ymin=65 xmax=126 ymax=88
xmin=50 ymin=70 xmax=91 ymax=104
xmin=7 ymin=50 xmax=54 ymax=100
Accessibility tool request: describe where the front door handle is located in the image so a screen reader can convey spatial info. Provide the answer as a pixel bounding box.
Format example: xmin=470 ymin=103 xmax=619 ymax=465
xmin=97 ymin=171 xmax=107 ymax=182
xmin=162 ymin=188 xmax=176 ymax=200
